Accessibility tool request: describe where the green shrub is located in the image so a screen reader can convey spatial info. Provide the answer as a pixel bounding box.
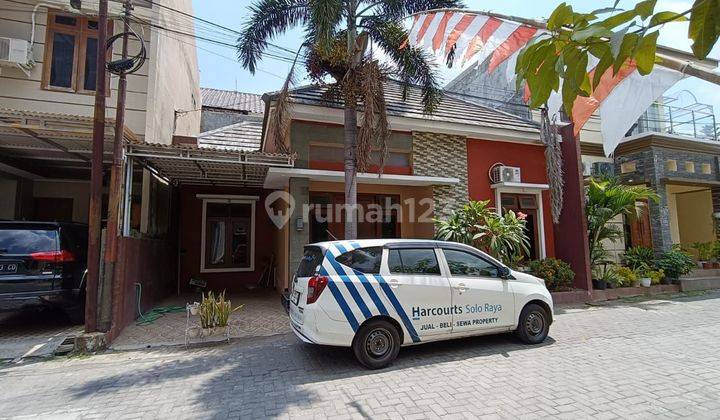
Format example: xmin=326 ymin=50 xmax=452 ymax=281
xmin=623 ymin=246 xmax=655 ymax=270
xmin=615 ymin=266 xmax=638 ymax=287
xmin=691 ymin=241 xmax=715 ymax=261
xmin=528 ymin=258 xmax=575 ymax=291
xmin=655 ymin=247 xmax=696 ymax=279
xmin=648 ymin=269 xmax=665 ymax=285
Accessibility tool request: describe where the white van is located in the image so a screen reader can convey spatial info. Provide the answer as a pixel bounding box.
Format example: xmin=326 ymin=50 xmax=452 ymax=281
xmin=289 ymin=239 xmax=553 ymax=369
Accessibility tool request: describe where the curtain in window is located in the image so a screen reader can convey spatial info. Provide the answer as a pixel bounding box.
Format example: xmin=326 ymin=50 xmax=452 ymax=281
xmin=210 ymin=221 xmax=225 ymax=264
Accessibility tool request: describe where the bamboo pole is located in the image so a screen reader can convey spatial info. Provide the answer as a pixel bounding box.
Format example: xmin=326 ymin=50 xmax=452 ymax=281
xmin=410 ymin=8 xmax=720 ymax=87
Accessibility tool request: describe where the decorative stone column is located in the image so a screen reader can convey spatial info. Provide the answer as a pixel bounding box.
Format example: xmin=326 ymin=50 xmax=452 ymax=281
xmin=412 ymin=131 xmax=469 ymax=221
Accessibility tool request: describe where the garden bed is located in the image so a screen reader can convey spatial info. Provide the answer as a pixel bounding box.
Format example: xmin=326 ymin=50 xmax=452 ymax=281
xmin=590 ymin=284 xmax=680 ymax=302
xmin=551 ymin=284 xmax=681 ymax=305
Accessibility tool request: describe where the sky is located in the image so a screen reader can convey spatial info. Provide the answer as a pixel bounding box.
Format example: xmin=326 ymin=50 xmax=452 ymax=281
xmin=191 ymin=0 xmax=720 ymax=116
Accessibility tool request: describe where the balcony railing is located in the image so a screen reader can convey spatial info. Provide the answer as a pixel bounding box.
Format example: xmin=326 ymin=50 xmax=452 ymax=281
xmin=628 ymin=102 xmax=718 ymax=141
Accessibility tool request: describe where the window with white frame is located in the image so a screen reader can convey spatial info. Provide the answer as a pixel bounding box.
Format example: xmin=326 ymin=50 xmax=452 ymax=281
xmin=200 ymin=196 xmax=257 ymax=272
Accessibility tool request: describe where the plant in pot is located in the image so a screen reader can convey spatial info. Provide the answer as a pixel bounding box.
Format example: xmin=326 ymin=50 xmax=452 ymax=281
xmin=592 ymin=264 xmax=620 ymax=290
xmin=655 ymin=246 xmax=696 ymax=283
xmin=713 ymin=240 xmax=720 ymax=269
xmin=690 ymin=241 xmax=714 ymax=269
xmin=198 ymin=290 xmax=243 ymax=337
xmin=636 ymin=263 xmax=653 ymax=287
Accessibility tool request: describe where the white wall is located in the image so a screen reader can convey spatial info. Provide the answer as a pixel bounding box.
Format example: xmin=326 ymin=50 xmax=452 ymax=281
xmin=143 ymin=0 xmax=201 ymax=143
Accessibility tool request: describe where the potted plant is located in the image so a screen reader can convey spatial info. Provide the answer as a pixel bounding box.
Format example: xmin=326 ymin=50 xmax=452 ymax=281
xmin=691 ymin=241 xmax=714 ymax=269
xmin=636 ymin=263 xmax=652 ymax=287
xmin=197 ymin=291 xmax=243 ymax=338
xmin=591 ymin=264 xmax=620 ymax=290
xmin=713 ymin=240 xmax=720 ymax=269
xmin=655 ymin=246 xmax=696 ymax=283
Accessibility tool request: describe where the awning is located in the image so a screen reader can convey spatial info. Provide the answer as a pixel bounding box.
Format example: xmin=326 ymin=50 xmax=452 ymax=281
xmin=0 ymin=108 xmax=136 ymax=179
xmin=125 ymin=142 xmax=295 ymax=187
xmin=264 ymin=167 xmax=459 ymax=189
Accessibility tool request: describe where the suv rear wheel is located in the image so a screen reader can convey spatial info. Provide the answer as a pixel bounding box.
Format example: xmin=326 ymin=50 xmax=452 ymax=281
xmin=515 ymin=303 xmax=550 ymax=344
xmin=353 ymin=319 xmax=400 ymax=369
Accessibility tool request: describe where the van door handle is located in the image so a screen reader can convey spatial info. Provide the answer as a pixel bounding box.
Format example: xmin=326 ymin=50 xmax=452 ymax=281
xmin=456 ymin=283 xmax=467 ymax=293
xmin=388 ymin=279 xmax=400 ymax=288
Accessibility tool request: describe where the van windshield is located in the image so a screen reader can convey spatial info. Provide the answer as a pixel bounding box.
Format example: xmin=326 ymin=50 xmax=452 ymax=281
xmin=296 ymin=246 xmax=325 ymax=277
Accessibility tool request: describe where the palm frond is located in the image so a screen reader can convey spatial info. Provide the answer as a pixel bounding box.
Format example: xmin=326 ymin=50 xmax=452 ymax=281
xmin=306 ymin=0 xmax=344 ymax=54
xmin=267 ymin=47 xmax=304 ymax=154
xmin=372 ymin=0 xmax=465 ymax=21
xmin=237 ymin=0 xmax=310 ymax=73
xmin=356 ymin=60 xmax=390 ymax=172
xmin=364 ymin=21 xmax=442 ymax=113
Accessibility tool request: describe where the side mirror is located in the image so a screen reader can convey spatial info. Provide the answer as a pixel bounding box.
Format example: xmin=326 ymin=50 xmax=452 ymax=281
xmin=499 ymin=266 xmax=511 ymax=279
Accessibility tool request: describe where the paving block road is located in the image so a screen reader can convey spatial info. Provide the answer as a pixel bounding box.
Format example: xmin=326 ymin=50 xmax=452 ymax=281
xmin=1 ymin=291 xmax=719 ymax=419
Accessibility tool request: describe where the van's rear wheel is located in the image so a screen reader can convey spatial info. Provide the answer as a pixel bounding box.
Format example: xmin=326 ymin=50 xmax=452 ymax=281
xmin=353 ymin=320 xmax=400 ymax=369
xmin=515 ymin=304 xmax=549 ymax=344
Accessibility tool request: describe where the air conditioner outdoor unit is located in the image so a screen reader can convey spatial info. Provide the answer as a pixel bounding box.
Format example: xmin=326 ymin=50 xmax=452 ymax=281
xmin=581 ymin=162 xmax=593 ymax=177
xmin=592 ymin=162 xmax=615 ymax=177
xmin=491 ymin=165 xmax=522 ymax=183
xmin=0 ymin=37 xmax=32 ymax=75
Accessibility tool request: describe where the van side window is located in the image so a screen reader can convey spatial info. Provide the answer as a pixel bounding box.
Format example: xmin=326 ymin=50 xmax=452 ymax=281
xmin=387 ymin=248 xmax=440 ymax=275
xmin=336 ymin=247 xmax=383 ymax=274
xmin=443 ymin=249 xmax=499 ymax=278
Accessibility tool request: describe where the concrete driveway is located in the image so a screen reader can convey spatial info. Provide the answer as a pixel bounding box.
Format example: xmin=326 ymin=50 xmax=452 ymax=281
xmin=0 ymin=301 xmax=83 ymax=361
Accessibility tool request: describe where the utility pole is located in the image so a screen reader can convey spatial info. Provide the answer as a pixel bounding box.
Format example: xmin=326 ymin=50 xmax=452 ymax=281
xmin=101 ymin=0 xmax=132 ymax=332
xmin=86 ymin=0 xmax=109 ymax=333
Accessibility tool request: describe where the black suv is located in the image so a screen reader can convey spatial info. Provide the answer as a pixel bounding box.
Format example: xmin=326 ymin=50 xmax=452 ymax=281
xmin=0 ymin=221 xmax=88 ymax=322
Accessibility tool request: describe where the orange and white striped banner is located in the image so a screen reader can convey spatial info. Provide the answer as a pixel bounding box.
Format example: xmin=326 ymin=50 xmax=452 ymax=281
xmin=408 ymin=11 xmax=684 ymax=156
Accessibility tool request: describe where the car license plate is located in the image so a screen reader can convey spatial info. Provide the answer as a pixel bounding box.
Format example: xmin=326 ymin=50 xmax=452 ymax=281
xmin=292 ymin=290 xmax=301 ymax=306
xmin=0 ymin=263 xmax=18 ymax=274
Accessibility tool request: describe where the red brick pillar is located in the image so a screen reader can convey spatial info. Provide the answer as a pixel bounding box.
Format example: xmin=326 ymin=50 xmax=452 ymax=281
xmin=553 ymin=125 xmax=593 ymax=292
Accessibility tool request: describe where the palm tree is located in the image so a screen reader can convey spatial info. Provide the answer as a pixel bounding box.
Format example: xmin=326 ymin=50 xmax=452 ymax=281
xmin=237 ymin=0 xmax=462 ymax=239
xmin=586 ymin=178 xmax=659 ymax=267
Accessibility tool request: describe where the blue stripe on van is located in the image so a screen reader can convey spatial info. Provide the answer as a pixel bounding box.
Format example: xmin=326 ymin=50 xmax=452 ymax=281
xmin=327 ymin=245 xmax=372 ymax=319
xmin=352 ymin=268 xmax=389 ymax=316
xmin=373 ymin=274 xmax=421 ymax=343
xmin=319 ymin=265 xmax=359 ymax=332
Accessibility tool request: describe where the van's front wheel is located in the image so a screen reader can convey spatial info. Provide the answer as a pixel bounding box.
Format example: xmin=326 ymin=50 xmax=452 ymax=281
xmin=515 ymin=303 xmax=550 ymax=344
xmin=353 ymin=320 xmax=400 ymax=369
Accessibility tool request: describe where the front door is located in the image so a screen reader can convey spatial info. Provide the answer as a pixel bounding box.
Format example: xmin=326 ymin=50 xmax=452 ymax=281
xmin=440 ymin=248 xmax=515 ymax=334
xmin=501 ymin=194 xmax=540 ymax=260
xmin=383 ymin=247 xmax=452 ymax=338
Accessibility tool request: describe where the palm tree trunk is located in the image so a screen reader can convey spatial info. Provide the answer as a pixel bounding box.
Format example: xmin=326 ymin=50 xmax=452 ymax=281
xmin=344 ymin=0 xmax=358 ymax=240
xmin=344 ymin=106 xmax=358 ymax=240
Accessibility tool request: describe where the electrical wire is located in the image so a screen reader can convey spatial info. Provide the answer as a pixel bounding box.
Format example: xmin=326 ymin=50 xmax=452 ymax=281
xmin=144 ymin=21 xmax=286 ymax=80
xmin=106 ymin=10 xmax=147 ymax=75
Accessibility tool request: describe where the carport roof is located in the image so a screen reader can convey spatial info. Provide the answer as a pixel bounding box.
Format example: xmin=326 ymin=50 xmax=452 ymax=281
xmin=125 ymin=142 xmax=294 ymax=187
xmin=0 ymin=108 xmax=137 ymax=179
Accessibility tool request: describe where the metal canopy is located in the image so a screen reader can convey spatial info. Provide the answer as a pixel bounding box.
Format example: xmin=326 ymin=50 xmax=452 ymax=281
xmin=124 ymin=142 xmax=295 ymax=187
xmin=0 ymin=108 xmax=137 ymax=179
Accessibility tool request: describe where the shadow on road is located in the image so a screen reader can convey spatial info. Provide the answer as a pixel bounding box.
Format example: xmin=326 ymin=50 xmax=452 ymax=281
xmin=67 ymin=331 xmax=556 ymax=416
